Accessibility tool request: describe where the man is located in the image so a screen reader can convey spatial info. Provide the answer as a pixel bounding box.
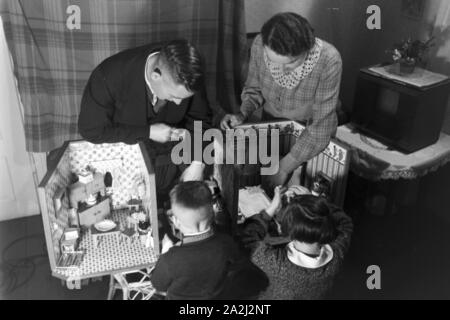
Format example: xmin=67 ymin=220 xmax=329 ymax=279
xmin=78 ymin=39 xmax=212 ymax=204
xmin=220 ymin=13 xmax=342 ymax=188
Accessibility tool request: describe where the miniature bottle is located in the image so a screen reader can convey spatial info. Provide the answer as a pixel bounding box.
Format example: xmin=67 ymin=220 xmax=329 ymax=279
xmin=138 ymin=215 xmax=151 ymax=247
xmin=206 ymin=177 xmax=229 ymax=232
xmin=104 ymin=172 xmax=113 ymax=196
xmin=68 ymin=208 xmax=79 ymax=227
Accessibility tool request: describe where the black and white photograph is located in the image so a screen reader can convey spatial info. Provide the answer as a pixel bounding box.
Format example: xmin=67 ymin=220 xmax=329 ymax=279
xmin=0 ymin=0 xmax=450 ymax=306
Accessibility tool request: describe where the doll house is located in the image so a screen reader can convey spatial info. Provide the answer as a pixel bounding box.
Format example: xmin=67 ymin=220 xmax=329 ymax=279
xmin=232 ymin=120 xmax=351 ymax=206
xmin=214 ymin=120 xmax=351 ymax=232
xmin=38 ymin=141 xmax=159 ymax=282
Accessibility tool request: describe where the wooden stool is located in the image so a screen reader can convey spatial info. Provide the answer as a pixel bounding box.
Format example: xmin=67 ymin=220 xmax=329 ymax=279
xmin=107 ymin=267 xmax=155 ymax=300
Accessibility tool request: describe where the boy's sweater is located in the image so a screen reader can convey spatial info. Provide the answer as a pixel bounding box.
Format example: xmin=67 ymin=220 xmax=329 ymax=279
xmin=151 ymin=230 xmax=246 ymax=300
xmin=241 ymin=206 xmax=353 ymax=300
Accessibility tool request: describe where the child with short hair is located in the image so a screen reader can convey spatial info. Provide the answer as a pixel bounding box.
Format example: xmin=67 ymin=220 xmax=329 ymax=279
xmin=151 ymin=181 xmax=257 ymax=299
xmin=241 ymin=187 xmax=353 ymax=300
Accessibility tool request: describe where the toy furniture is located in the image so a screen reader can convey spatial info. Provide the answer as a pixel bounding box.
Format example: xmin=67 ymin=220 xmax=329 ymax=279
xmin=60 ymin=228 xmax=80 ymax=253
xmin=126 ymin=198 xmax=142 ymax=211
xmin=38 ymin=141 xmax=159 ymax=285
xmin=77 ymin=197 xmax=111 ymax=227
xmin=90 ymin=224 xmax=120 ymax=247
xmin=68 ymin=171 xmax=106 ymax=209
xmin=119 ymin=227 xmax=139 ymax=246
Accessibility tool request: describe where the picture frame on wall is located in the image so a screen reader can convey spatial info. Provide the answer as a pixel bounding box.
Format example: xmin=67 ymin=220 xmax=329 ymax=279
xmin=401 ymin=0 xmax=425 ymax=20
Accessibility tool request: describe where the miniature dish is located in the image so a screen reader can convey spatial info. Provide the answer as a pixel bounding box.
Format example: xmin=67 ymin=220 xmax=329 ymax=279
xmin=78 ymin=170 xmax=94 ymax=184
xmin=94 ymin=219 xmax=117 ymax=232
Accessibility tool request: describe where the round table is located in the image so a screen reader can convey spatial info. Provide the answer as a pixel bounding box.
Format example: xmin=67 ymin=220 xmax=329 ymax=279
xmin=336 ymin=124 xmax=450 ymax=181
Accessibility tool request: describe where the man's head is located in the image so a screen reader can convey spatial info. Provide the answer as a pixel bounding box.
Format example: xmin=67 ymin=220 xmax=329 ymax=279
xmin=261 ymin=12 xmax=315 ymax=73
xmin=169 ymin=181 xmax=213 ymax=233
xmin=148 ymin=39 xmax=204 ymax=104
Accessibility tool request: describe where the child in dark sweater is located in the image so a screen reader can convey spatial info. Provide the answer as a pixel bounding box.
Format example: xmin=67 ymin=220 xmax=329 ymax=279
xmin=241 ymin=186 xmax=353 ymax=300
xmin=151 ymin=181 xmax=260 ymax=299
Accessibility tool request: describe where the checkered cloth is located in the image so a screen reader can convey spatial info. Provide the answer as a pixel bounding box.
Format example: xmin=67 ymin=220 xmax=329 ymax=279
xmin=0 ymin=0 xmax=247 ymax=152
xmin=240 ymin=35 xmax=342 ymax=173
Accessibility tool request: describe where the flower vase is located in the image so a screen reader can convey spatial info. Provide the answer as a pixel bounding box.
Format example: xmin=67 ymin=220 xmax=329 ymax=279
xmin=399 ymin=60 xmax=416 ymax=74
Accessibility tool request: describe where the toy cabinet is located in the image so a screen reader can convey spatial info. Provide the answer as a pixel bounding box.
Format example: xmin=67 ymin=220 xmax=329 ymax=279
xmin=38 ymin=141 xmax=159 ymax=281
xmin=215 ymin=121 xmax=351 ymax=233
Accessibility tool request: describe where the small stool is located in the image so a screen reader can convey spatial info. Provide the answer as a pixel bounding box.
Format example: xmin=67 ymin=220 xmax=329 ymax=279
xmin=107 ymin=267 xmax=156 ymax=300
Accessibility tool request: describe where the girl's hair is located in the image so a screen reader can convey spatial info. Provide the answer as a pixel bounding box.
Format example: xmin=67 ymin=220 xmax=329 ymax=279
xmin=279 ymin=195 xmax=336 ymax=244
xmin=261 ymin=12 xmax=315 ymax=57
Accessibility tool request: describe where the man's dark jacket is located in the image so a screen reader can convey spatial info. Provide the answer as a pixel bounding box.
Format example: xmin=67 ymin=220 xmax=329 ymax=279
xmin=78 ymin=43 xmax=212 ymax=155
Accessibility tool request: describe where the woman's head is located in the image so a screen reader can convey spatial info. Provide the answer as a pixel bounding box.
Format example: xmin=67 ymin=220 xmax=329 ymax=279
xmin=261 ymin=12 xmax=315 ymax=72
xmin=279 ymin=195 xmax=336 ymax=245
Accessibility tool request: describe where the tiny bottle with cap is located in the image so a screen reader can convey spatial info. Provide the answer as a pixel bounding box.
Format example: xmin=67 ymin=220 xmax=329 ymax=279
xmin=205 ymin=176 xmax=230 ymax=233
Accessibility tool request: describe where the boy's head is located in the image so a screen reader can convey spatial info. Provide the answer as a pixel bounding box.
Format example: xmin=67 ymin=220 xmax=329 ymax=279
xmin=169 ymin=181 xmax=213 ymax=233
xmin=279 ymin=195 xmax=336 ymax=245
xmin=149 ymin=39 xmax=204 ymax=104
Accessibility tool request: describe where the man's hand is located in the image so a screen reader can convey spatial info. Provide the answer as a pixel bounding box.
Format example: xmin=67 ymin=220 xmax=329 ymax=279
xmin=180 ymin=161 xmax=205 ymax=182
xmin=170 ymin=128 xmax=188 ymax=141
xmin=149 ymin=123 xmax=172 ymax=143
xmin=149 ymin=123 xmax=186 ymax=143
xmin=220 ymin=113 xmax=246 ymax=130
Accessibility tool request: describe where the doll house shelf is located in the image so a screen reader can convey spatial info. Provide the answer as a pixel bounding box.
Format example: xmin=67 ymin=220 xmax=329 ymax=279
xmin=38 ymin=141 xmax=159 ymax=282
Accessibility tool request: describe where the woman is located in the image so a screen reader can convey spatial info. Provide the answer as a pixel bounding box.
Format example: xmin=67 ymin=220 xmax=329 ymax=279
xmin=220 ymin=12 xmax=342 ymax=187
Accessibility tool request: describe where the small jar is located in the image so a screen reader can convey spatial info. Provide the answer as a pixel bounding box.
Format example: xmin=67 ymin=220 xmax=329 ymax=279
xmin=68 ymin=208 xmax=79 ymax=227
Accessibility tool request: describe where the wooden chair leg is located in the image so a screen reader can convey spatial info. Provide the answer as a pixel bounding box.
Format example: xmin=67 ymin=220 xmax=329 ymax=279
xmin=107 ymin=276 xmax=115 ymax=300
xmin=122 ymin=288 xmax=129 ymax=300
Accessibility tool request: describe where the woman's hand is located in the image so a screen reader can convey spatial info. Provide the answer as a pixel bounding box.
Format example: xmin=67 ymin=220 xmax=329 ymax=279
xmin=220 ymin=113 xmax=246 ymax=130
xmin=263 ymin=169 xmax=291 ymax=192
xmin=266 ymin=185 xmax=285 ymax=217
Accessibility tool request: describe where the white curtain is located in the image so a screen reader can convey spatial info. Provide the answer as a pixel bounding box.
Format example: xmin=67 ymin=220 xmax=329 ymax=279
xmin=427 ymin=0 xmax=450 ymax=133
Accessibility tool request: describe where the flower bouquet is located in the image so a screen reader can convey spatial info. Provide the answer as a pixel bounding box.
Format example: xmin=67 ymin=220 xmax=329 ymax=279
xmin=386 ymin=36 xmax=435 ymax=74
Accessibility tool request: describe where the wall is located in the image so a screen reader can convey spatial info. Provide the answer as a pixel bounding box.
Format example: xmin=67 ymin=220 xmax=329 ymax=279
xmin=0 ymin=15 xmax=43 ymax=221
xmin=245 ymin=0 xmax=450 ymax=132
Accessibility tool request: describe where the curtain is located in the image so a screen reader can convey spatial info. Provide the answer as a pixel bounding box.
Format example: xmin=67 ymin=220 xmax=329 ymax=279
xmin=0 ymin=0 xmax=247 ymax=152
xmin=427 ymin=0 xmax=450 ymax=134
